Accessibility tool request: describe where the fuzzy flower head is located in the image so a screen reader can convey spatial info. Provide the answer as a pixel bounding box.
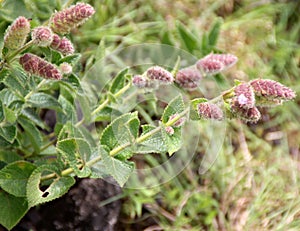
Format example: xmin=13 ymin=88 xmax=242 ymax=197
xmin=59 ymin=62 xmax=72 ymax=75
xmin=250 ymin=79 xmax=296 ymax=101
xmin=132 ymin=75 xmax=147 ymax=88
xmin=50 ymin=34 xmax=74 ymax=55
xmin=146 ymin=66 xmax=174 ymax=84
xmin=4 ymin=16 xmax=30 ymax=50
xmin=31 ymin=26 xmax=53 ymax=47
xmin=231 ymin=105 xmax=261 ymax=123
xmin=196 ymin=53 xmax=238 ymax=75
xmin=20 ymin=53 xmax=62 ymax=80
xmin=175 ymin=67 xmax=202 ymax=90
xmin=50 ymin=3 xmax=95 ymax=34
xmin=197 ymin=102 xmax=223 ymax=121
xmin=132 ymin=75 xmax=158 ymax=90
xmin=232 ymin=82 xmax=255 ymax=109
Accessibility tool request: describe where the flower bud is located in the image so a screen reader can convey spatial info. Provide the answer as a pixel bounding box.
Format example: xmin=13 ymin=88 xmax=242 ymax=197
xmin=146 ymin=66 xmax=174 ymax=84
xmin=165 ymin=126 xmax=174 ymax=135
xmin=59 ymin=62 xmax=72 ymax=75
xmin=31 ymin=26 xmax=53 ymax=47
xmin=196 ymin=59 xmax=224 ymax=75
xmin=50 ymin=3 xmax=95 ymax=34
xmin=132 ymin=75 xmax=158 ymax=90
xmin=50 ymin=34 xmax=74 ymax=55
xmin=250 ymin=79 xmax=296 ymax=101
xmin=132 ymin=75 xmax=147 ymax=88
xmin=197 ymin=102 xmax=223 ymax=121
xmin=231 ymin=106 xmax=261 ymax=123
xmin=232 ymin=82 xmax=255 ymax=109
xmin=175 ymin=67 xmax=202 ymax=90
xmin=168 ymin=114 xmax=185 ymax=127
xmin=4 ymin=16 xmax=30 ymax=50
xmin=196 ymin=53 xmax=238 ymax=74
xmin=20 ymin=53 xmax=62 ymax=80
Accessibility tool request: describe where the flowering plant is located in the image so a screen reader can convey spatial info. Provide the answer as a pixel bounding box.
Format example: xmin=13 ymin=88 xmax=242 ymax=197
xmin=0 ymin=2 xmax=296 ymax=230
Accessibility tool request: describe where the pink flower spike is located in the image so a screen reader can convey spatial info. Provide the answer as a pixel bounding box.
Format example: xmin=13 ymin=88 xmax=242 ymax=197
xmin=232 ymin=82 xmax=255 ymax=109
xmin=250 ymin=79 xmax=296 ymax=101
xmin=146 ymin=66 xmax=174 ymax=84
xmin=196 ymin=59 xmax=224 ymax=75
xmin=20 ymin=53 xmax=62 ymax=80
xmin=132 ymin=75 xmax=147 ymax=88
xmin=31 ymin=26 xmax=53 ymax=47
xmin=50 ymin=3 xmax=95 ymax=34
xmin=4 ymin=16 xmax=30 ymax=50
xmin=50 ymin=34 xmax=74 ymax=55
xmin=232 ymin=106 xmax=261 ymax=123
xmin=197 ymin=102 xmax=223 ymax=121
xmin=196 ymin=53 xmax=238 ymax=74
xmin=175 ymin=67 xmax=202 ymax=90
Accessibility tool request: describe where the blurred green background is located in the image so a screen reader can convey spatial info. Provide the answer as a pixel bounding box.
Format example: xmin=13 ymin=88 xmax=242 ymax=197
xmin=1 ymin=0 xmax=300 ymax=230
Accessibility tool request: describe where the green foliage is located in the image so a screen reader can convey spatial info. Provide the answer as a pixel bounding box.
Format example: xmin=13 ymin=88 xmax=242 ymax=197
xmin=0 ymin=1 xmax=298 ymax=230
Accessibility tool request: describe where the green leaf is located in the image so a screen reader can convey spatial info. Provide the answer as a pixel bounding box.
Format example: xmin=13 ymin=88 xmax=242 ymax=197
xmin=137 ymin=124 xmax=167 ymax=153
xmin=56 ymin=138 xmax=91 ymax=177
xmin=109 ymin=67 xmax=129 ymax=94
xmin=0 ymin=103 xmax=4 ymax=122
xmin=94 ymin=106 xmax=122 ymax=122
xmin=0 ymin=88 xmax=23 ymax=107
xmin=100 ymin=112 xmax=140 ymax=160
xmin=176 ymin=21 xmax=199 ymax=53
xmin=0 ymin=161 xmax=36 ymax=197
xmin=3 ymin=106 xmax=17 ymax=123
xmin=0 ymin=191 xmax=29 ymax=230
xmin=99 ymin=145 xmax=134 ymax=187
xmin=18 ymin=117 xmax=43 ymax=153
xmin=161 ymin=125 xmax=183 ymax=155
xmin=21 ymin=108 xmax=47 ymax=130
xmin=0 ymin=151 xmax=22 ymax=164
xmin=26 ymin=164 xmax=75 ymax=207
xmin=162 ymin=95 xmax=185 ymax=123
xmin=0 ymin=124 xmax=17 ymax=143
xmin=57 ymin=53 xmax=81 ymax=65
xmin=3 ymin=68 xmax=27 ymax=97
xmin=208 ymin=19 xmax=222 ymax=47
xmin=27 ymin=92 xmax=61 ymax=110
xmin=57 ymin=95 xmax=77 ymax=124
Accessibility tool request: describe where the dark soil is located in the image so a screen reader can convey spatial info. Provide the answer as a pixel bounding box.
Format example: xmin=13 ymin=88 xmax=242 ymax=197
xmin=8 ymin=178 xmax=122 ymax=231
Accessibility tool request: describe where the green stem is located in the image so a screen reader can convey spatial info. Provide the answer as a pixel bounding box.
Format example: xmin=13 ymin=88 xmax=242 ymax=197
xmin=136 ymin=105 xmax=154 ymax=125
xmin=24 ymin=79 xmax=47 ymax=101
xmin=41 ymin=105 xmax=190 ymax=181
xmin=92 ymin=83 xmax=131 ymax=116
xmin=4 ymin=40 xmax=34 ymax=63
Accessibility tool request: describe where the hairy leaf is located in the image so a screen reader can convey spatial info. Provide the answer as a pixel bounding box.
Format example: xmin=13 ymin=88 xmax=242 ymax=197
xmin=0 ymin=191 xmax=29 ymax=230
xmin=162 ymin=95 xmax=185 ymax=123
xmin=26 ymin=164 xmax=75 ymax=207
xmin=27 ymin=92 xmax=61 ymax=110
xmin=57 ymin=138 xmax=92 ymax=177
xmin=109 ymin=67 xmax=129 ymax=94
xmin=100 ymin=112 xmax=140 ymax=160
xmin=99 ymin=145 xmax=134 ymax=187
xmin=0 ymin=161 xmax=36 ymax=197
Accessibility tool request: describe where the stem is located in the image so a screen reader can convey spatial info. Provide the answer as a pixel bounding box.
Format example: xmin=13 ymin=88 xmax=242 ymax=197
xmin=4 ymin=40 xmax=34 ymax=63
xmin=40 ymin=106 xmax=190 ymax=182
xmin=24 ymin=79 xmax=47 ymax=101
xmin=92 ymin=83 xmax=131 ymax=116
xmin=136 ymin=105 xmax=154 ymax=125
